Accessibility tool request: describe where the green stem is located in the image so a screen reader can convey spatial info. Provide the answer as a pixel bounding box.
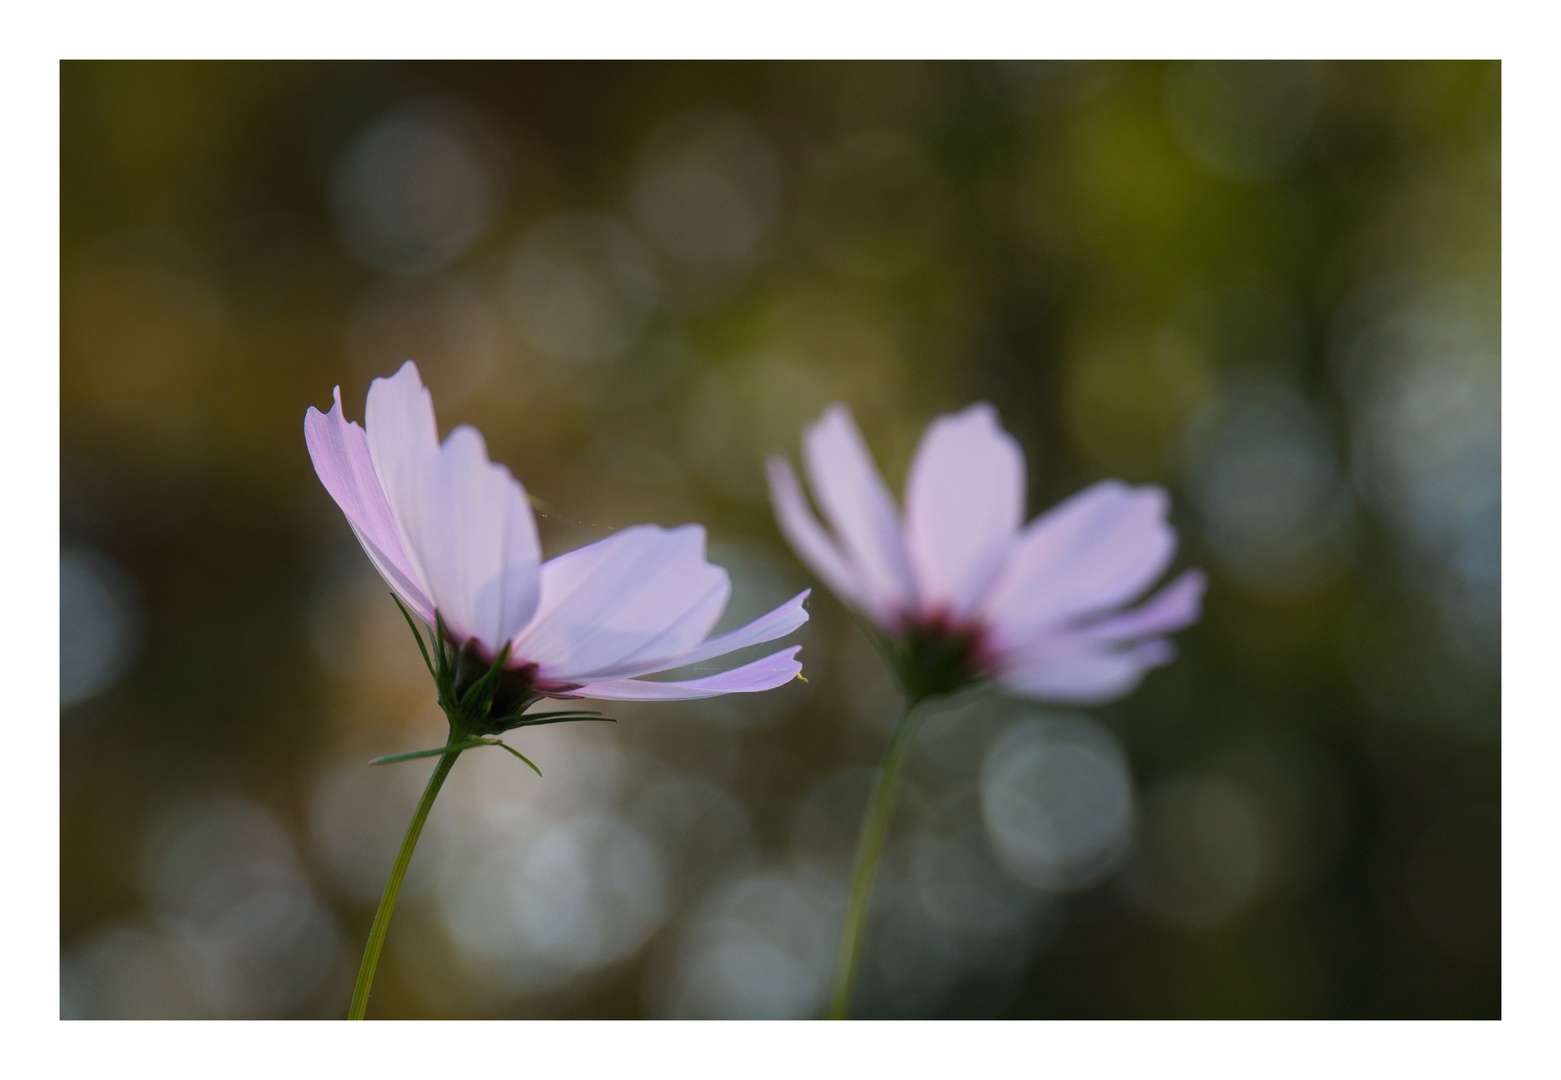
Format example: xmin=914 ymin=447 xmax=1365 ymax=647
xmin=826 ymin=698 xmax=922 ymax=1020
xmin=348 ymin=743 xmax=464 ymax=1020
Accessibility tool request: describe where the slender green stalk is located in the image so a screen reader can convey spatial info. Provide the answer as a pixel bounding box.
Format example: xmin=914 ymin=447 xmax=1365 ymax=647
xmin=826 ymin=698 xmax=922 ymax=1019
xmin=369 ymin=738 xmax=487 ymax=766
xmin=348 ymin=743 xmax=464 ymax=1020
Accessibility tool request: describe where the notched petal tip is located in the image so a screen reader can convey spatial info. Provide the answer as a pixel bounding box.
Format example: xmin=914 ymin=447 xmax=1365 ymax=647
xmin=385 ymin=358 xmax=423 ymax=384
xmin=304 ymin=386 xmax=350 ymax=432
xmin=303 ymin=376 xmax=436 ymax=623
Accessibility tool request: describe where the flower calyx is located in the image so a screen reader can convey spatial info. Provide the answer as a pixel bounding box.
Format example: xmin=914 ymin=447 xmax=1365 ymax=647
xmin=895 ymin=620 xmax=984 ymax=704
xmin=389 ymin=595 xmax=614 ymax=750
xmin=856 ymin=611 xmax=985 ymax=706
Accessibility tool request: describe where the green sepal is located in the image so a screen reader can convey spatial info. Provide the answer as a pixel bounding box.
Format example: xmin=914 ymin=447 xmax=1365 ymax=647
xmin=492 ymin=710 xmax=616 ymax=732
xmin=370 ymin=738 xmax=487 ymax=765
xmin=846 ymin=608 xmax=978 ymax=705
xmin=489 ymin=740 xmax=542 ymax=776
xmin=432 ymin=611 xmax=453 ymax=685
xmin=458 ymin=641 xmax=512 ymax=715
xmin=370 ymin=735 xmax=545 ymax=777
xmin=391 ymin=594 xmax=436 ymax=680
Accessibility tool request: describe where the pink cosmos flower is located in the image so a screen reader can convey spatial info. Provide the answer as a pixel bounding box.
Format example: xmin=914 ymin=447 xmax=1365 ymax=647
xmin=306 ymin=361 xmax=808 ymax=704
xmin=766 ymin=403 xmax=1203 ymax=705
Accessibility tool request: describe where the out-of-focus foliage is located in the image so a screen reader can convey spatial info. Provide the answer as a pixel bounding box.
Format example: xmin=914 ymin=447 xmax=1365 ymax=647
xmin=60 ymin=61 xmax=1499 ymax=1019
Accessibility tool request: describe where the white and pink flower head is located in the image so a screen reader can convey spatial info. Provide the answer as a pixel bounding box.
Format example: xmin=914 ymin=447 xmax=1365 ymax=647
xmin=306 ymin=361 xmax=809 ymax=729
xmin=767 ymin=403 xmax=1204 ymax=705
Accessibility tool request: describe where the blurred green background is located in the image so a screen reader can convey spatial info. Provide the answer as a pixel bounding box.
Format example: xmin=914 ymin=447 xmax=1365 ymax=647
xmin=59 ymin=60 xmax=1499 ymax=1019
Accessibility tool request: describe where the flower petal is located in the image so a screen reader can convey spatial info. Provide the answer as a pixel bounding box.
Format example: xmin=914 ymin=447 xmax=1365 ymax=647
xmin=513 ymin=524 xmax=728 ymax=682
xmin=903 ymin=403 xmax=1025 ymax=621
xmin=393 ymin=425 xmax=541 ymax=654
xmin=555 ymin=566 xmax=731 ymax=682
xmin=1080 ymin=569 xmax=1206 ymax=644
xmin=801 ymin=405 xmax=916 ymax=624
xmin=568 ymin=646 xmax=804 ymax=701
xmin=304 ymin=388 xmax=434 ymax=622
xmin=651 ymin=588 xmax=811 ymax=671
xmin=766 ymin=456 xmax=870 ymax=614
xmin=980 ymin=480 xmax=1175 ymax=647
xmin=363 ymin=360 xmax=440 ymax=583
xmin=995 ymin=638 xmax=1171 ymax=705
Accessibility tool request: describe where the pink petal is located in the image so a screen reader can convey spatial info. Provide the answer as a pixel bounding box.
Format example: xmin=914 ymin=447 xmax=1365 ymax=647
xmin=649 ymin=588 xmax=811 ymax=671
xmin=903 ymin=403 xmax=1025 ymax=622
xmin=994 ymin=639 xmax=1171 ymax=705
xmin=766 ymin=456 xmax=870 ymax=614
xmin=801 ymin=405 xmax=916 ymax=623
xmin=568 ymin=646 xmax=804 ymax=701
xmin=513 ymin=524 xmax=728 ymax=682
xmin=393 ymin=425 xmax=541 ymax=655
xmin=980 ymin=480 xmax=1175 ymax=648
xmin=363 ymin=360 xmax=440 ymax=578
xmin=519 ymin=526 xmax=641 ymax=628
xmin=304 ymin=387 xmax=434 ymax=622
xmin=1081 ymin=569 xmax=1206 ymax=644
xmin=555 ymin=567 xmax=731 ymax=682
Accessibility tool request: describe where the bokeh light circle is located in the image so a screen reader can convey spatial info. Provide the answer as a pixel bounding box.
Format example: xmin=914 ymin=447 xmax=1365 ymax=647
xmin=980 ymin=714 xmax=1134 ymax=892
